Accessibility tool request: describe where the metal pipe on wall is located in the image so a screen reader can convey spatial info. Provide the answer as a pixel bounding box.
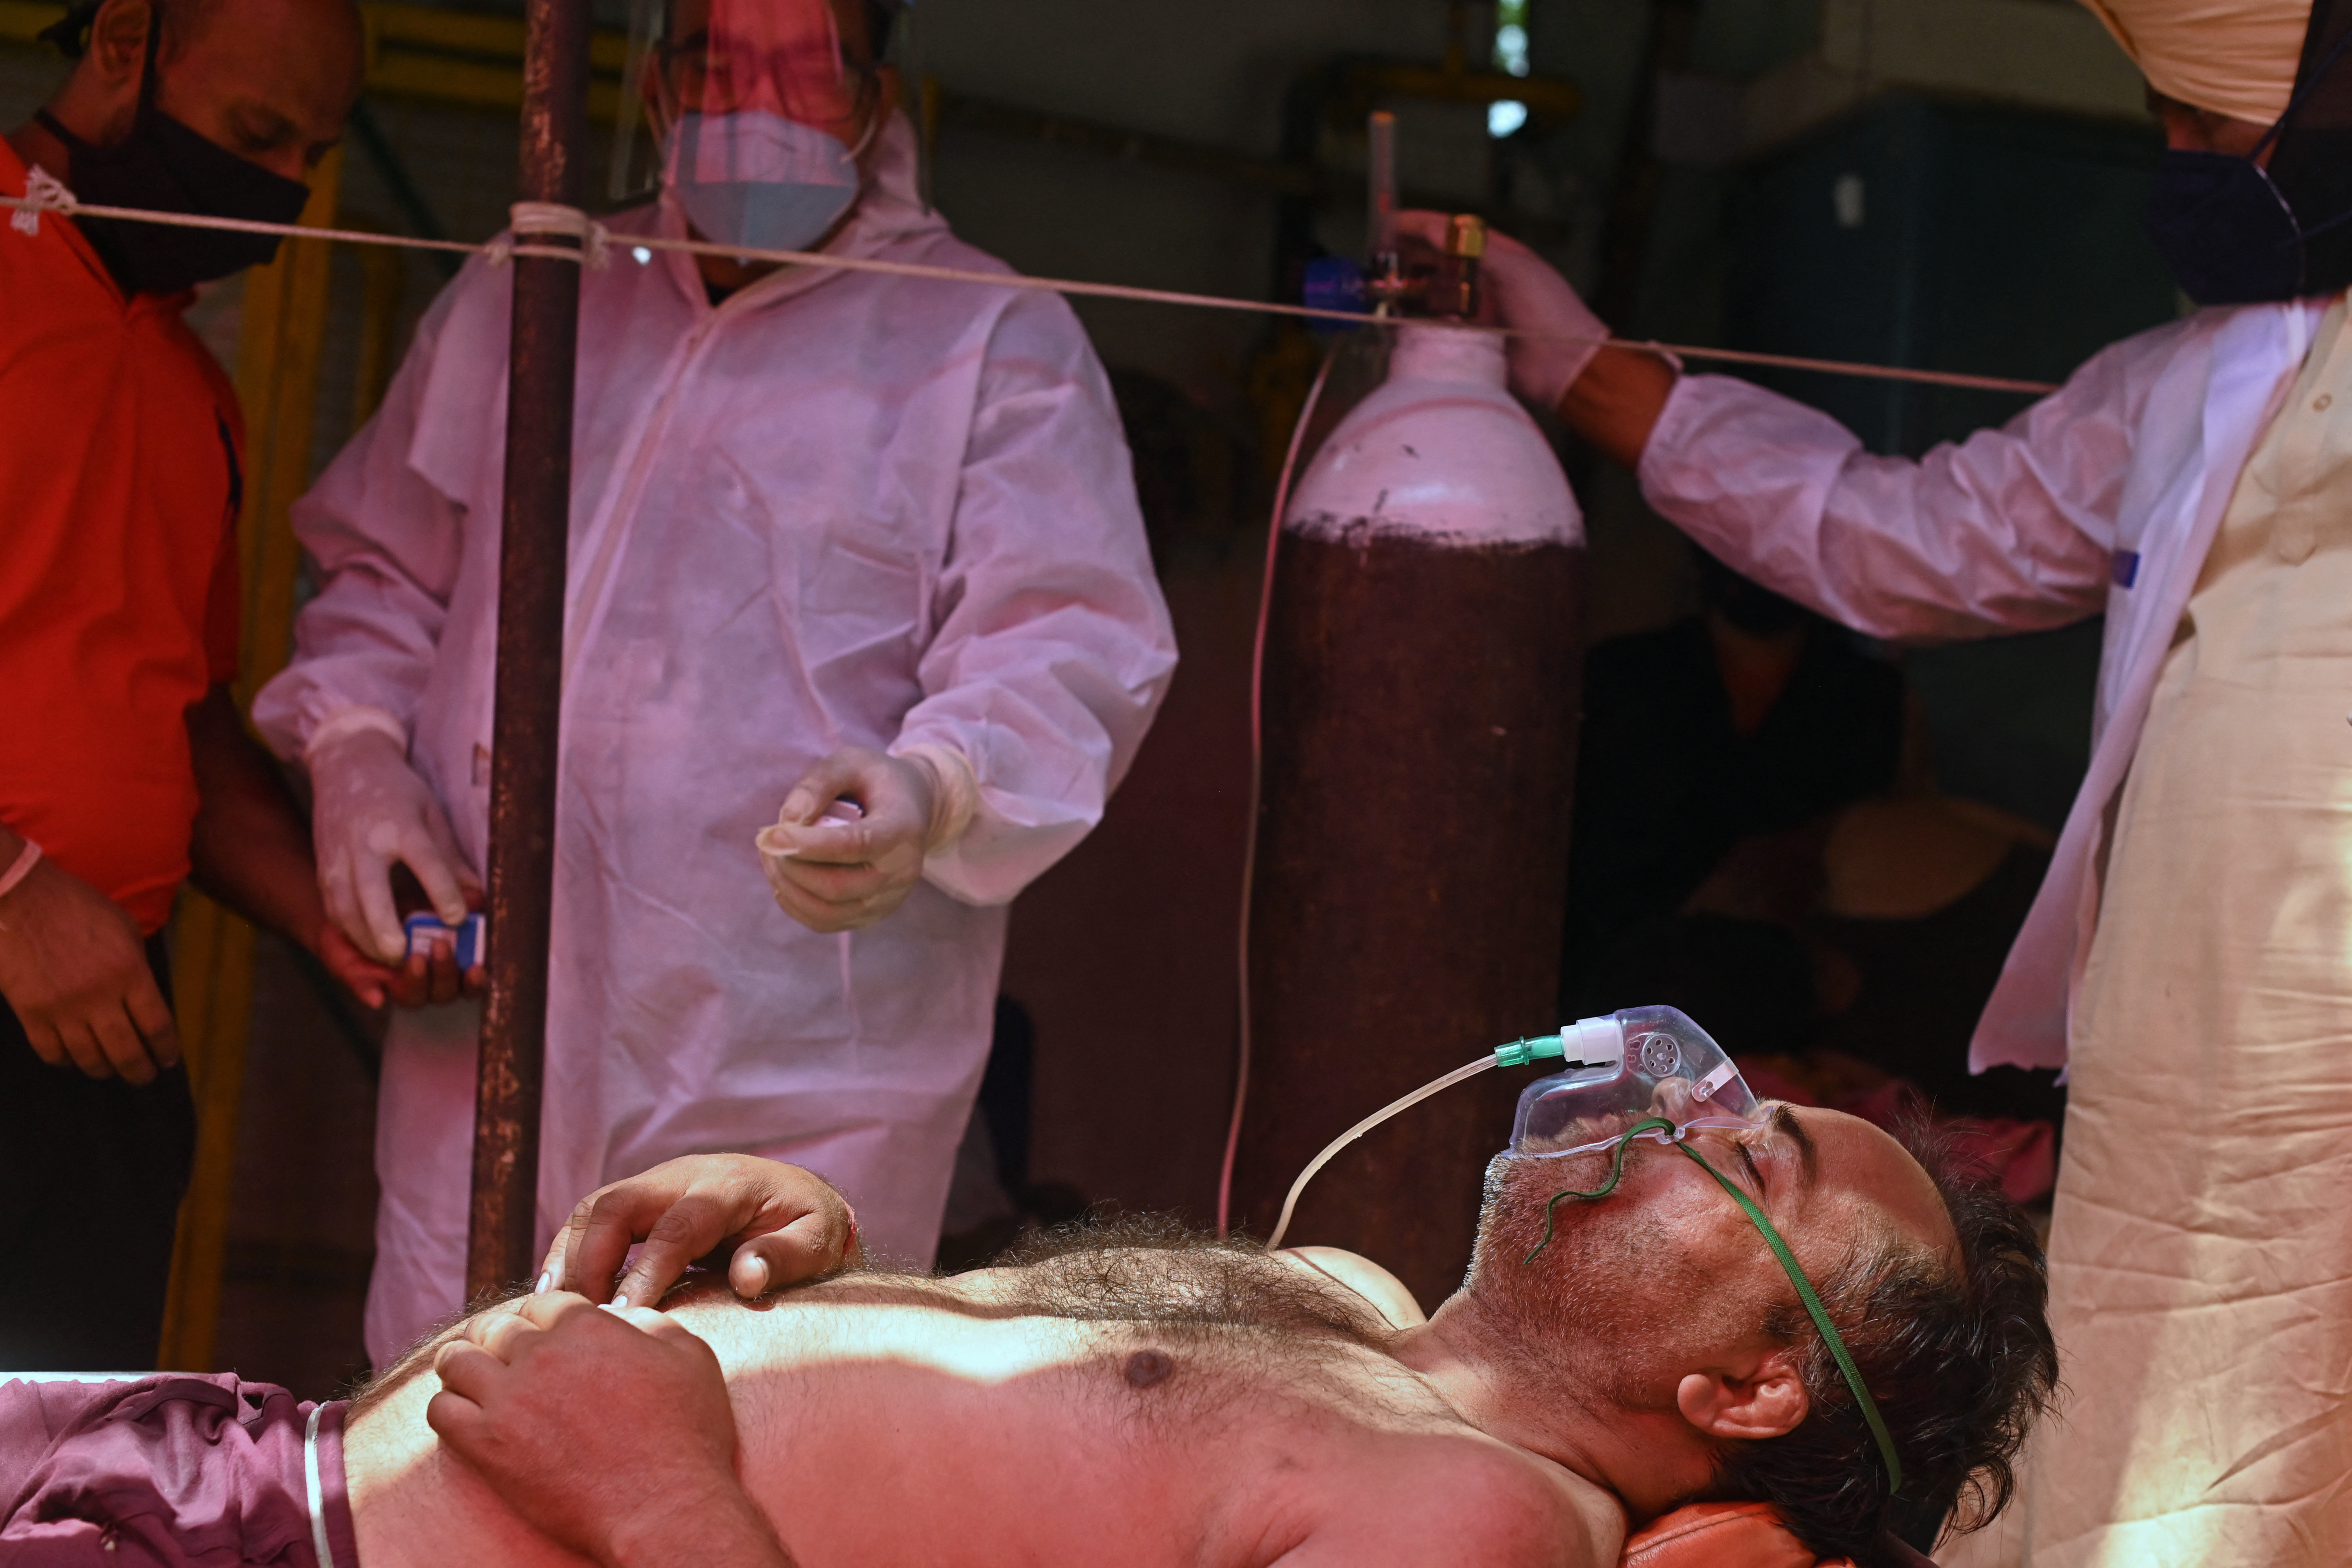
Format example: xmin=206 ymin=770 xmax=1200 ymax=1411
xmin=465 ymin=0 xmax=588 ymax=1300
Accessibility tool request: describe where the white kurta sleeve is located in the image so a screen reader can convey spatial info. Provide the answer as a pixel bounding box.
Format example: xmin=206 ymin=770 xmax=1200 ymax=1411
xmin=1638 ymin=342 xmax=2143 ymax=642
xmin=891 ymin=291 xmax=1177 ymax=907
xmin=250 ymin=301 xmax=470 ymax=761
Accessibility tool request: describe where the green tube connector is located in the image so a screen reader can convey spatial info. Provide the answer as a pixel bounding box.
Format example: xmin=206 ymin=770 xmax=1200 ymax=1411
xmin=1493 ymin=1034 xmax=1568 ymax=1069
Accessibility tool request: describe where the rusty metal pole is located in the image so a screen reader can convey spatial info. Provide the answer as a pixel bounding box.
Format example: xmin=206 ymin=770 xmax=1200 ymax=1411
xmin=465 ymin=0 xmax=588 ymax=1300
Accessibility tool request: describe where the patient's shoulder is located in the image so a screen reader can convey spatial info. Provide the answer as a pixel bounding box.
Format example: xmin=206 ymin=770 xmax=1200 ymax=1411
xmin=1305 ymin=1430 xmax=1625 ymax=1566
xmin=1456 ymin=1441 xmax=1625 ymax=1566
xmin=1273 ymin=1247 xmax=1426 ymax=1329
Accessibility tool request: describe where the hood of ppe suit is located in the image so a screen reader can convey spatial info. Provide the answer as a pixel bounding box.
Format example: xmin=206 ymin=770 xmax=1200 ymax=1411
xmin=2077 ymin=0 xmax=2309 ymax=120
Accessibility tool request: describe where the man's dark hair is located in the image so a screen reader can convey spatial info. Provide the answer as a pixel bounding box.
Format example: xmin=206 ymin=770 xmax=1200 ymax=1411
xmin=1711 ymin=1127 xmax=2058 ymax=1566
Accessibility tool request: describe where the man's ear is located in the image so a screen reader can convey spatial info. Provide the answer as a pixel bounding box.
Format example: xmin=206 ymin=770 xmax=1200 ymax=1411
xmin=1674 ymin=1350 xmax=1809 ymax=1442
xmin=87 ymin=0 xmax=155 ymax=85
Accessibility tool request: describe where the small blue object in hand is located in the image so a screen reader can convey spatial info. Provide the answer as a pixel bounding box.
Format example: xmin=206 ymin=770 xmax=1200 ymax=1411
xmin=403 ymin=911 xmax=486 ymax=969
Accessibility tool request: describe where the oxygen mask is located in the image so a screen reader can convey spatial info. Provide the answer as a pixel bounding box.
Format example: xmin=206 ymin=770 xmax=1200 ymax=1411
xmin=1505 ymin=1004 xmax=1767 ymax=1163
xmin=1263 ymin=1005 xmax=1763 ymax=1252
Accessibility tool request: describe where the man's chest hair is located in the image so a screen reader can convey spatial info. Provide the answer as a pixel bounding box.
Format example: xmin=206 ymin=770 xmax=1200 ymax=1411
xmin=686 ymin=1235 xmax=1457 ymax=1431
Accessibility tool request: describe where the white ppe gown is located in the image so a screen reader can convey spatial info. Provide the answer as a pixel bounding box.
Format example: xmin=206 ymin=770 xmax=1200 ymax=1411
xmin=253 ymin=119 xmax=1176 ymax=1363
xmin=1637 ymin=298 xmax=2325 ymax=1072
xmin=1637 ymin=296 xmax=2351 ymax=1566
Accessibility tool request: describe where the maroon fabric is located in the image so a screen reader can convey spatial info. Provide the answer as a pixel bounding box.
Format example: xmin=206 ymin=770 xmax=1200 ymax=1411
xmin=0 ymin=1374 xmax=356 ymax=1567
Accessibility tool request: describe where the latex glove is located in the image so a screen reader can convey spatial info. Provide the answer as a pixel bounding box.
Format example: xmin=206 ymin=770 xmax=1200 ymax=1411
xmin=306 ymin=724 xmax=477 ymax=964
xmin=1394 ymin=208 xmax=1610 ymax=411
xmin=756 ymin=745 xmax=964 ymax=933
xmin=0 ymin=853 xmax=179 ymax=1083
xmin=428 ymin=1293 xmax=791 ymax=1568
xmin=538 ymin=1152 xmax=860 ymax=1308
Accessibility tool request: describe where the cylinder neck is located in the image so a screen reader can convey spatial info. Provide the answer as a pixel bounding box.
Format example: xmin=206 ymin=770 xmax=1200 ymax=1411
xmin=1388 ymin=324 xmax=1508 ymax=389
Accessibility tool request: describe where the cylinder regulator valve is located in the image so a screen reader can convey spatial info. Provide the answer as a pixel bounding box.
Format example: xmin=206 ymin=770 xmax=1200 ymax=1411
xmin=1428 ymin=213 xmax=1486 ymax=321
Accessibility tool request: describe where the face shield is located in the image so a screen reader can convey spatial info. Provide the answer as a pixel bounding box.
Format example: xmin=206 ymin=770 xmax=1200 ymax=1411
xmin=609 ymin=0 xmax=902 ymax=251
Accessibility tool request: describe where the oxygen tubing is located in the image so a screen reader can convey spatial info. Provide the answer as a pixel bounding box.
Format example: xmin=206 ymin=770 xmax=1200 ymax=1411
xmin=1262 ymin=1053 xmax=1497 ymax=1252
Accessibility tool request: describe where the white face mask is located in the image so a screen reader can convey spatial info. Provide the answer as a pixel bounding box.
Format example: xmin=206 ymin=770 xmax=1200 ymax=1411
xmin=662 ymin=108 xmax=866 ymax=253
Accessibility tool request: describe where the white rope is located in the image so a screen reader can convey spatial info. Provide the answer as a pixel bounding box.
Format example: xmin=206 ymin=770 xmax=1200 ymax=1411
xmin=0 ymin=177 xmax=2064 ymax=396
xmin=9 ymin=166 xmax=70 ymax=236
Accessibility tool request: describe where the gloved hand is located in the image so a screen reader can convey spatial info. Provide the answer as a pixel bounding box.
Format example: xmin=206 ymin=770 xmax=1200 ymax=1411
xmin=756 ymin=745 xmax=971 ymax=933
xmin=1393 ymin=209 xmax=1611 ymax=412
xmin=306 ymin=724 xmax=477 ymax=965
xmin=538 ymin=1152 xmax=860 ymax=1308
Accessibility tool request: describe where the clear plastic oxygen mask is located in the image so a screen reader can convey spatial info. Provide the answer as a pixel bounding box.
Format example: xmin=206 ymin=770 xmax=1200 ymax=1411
xmin=1506 ymin=1005 xmax=1766 ymax=1162
xmin=1264 ymin=1005 xmax=1767 ymax=1252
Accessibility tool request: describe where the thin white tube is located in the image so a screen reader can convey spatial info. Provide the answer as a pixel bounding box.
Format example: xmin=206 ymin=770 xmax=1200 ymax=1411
xmin=1215 ymin=342 xmax=1339 ymax=1239
xmin=1263 ymin=1054 xmax=1496 ymax=1252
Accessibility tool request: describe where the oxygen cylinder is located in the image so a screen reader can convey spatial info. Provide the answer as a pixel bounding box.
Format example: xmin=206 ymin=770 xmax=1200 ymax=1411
xmin=1232 ymin=312 xmax=1586 ymax=1308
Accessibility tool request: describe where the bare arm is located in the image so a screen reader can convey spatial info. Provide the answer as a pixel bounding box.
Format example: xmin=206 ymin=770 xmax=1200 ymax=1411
xmin=1274 ymin=1247 xmax=1427 ymax=1330
xmin=1556 ymin=343 xmax=1679 ymax=472
xmin=186 ymin=686 xmax=336 ymax=948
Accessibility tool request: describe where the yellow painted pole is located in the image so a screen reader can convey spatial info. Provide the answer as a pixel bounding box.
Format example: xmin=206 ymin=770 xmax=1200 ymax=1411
xmin=156 ymin=149 xmax=345 ymax=1373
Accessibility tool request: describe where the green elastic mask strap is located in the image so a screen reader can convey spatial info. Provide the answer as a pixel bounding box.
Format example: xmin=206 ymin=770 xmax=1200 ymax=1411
xmin=1524 ymin=1117 xmax=1678 ymax=1263
xmin=1522 ymin=1119 xmax=1904 ymax=1496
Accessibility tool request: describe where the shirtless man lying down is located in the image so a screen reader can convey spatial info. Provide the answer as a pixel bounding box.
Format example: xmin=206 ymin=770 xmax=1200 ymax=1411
xmin=4 ymin=1109 xmax=2053 ymax=1568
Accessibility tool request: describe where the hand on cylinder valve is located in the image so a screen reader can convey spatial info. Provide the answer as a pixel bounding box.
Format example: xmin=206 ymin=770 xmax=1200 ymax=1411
xmin=1392 ymin=207 xmax=1611 ymax=408
xmin=1392 ymin=209 xmax=1677 ymax=470
xmin=305 ymin=724 xmax=486 ymax=1007
xmin=757 ymin=744 xmax=969 ymax=933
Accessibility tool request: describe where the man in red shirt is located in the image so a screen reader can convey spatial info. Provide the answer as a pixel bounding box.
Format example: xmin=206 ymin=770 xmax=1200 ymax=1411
xmin=0 ymin=0 xmax=393 ymax=1370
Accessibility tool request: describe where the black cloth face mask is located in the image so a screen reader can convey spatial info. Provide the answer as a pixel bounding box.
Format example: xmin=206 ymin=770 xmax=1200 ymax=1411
xmin=35 ymin=5 xmax=309 ymax=297
xmin=2144 ymin=150 xmax=2306 ymax=305
xmin=2144 ymin=13 xmax=2352 ymax=306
